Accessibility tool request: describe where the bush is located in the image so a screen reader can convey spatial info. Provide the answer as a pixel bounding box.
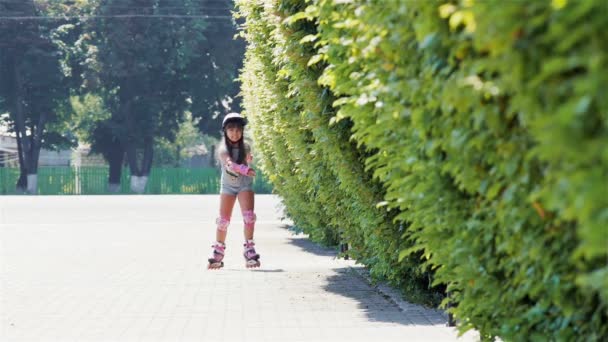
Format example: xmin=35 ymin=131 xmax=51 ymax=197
xmin=237 ymin=0 xmax=438 ymax=303
xmin=237 ymin=0 xmax=608 ymax=340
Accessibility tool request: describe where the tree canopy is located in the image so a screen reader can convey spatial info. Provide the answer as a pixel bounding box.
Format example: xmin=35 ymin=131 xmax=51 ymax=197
xmin=0 ymin=0 xmax=244 ymax=192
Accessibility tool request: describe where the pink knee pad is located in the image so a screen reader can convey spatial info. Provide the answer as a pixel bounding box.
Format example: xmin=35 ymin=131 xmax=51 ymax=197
xmin=242 ymin=210 xmax=256 ymax=230
xmin=216 ymin=216 xmax=230 ymax=232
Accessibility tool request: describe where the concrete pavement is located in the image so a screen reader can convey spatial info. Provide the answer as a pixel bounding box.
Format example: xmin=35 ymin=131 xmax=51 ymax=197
xmin=0 ymin=195 xmax=478 ymax=341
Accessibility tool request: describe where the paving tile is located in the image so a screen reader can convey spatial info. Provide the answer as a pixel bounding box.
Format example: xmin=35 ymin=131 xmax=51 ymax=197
xmin=1 ymin=195 xmax=478 ymax=342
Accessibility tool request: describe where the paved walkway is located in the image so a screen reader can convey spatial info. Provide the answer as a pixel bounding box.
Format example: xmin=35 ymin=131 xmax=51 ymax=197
xmin=1 ymin=195 xmax=477 ymax=341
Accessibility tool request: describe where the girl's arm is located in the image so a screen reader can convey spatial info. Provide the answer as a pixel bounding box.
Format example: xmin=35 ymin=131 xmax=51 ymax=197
xmin=243 ymin=153 xmax=256 ymax=177
xmin=218 ymin=150 xmax=232 ymax=168
xmin=218 ymin=150 xmax=238 ymax=176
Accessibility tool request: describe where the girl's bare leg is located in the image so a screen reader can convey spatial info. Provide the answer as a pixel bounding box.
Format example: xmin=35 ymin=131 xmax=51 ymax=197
xmin=237 ymin=191 xmax=255 ymax=240
xmin=238 ymin=190 xmax=259 ymax=268
xmin=216 ymin=193 xmax=237 ymax=243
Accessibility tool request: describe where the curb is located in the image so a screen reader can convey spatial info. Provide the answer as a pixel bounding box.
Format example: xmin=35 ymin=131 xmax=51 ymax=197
xmin=346 ymin=264 xmax=450 ymax=324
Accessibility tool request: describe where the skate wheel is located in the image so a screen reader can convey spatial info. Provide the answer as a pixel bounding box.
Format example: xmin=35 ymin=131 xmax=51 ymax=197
xmin=208 ymin=261 xmax=224 ymax=270
xmin=246 ymin=260 xmax=260 ymax=268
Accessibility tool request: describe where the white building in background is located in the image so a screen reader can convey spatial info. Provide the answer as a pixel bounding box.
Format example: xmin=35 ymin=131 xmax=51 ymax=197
xmin=1 ymin=117 xmax=213 ymax=168
xmin=0 ymin=134 xmax=19 ymax=167
xmin=72 ymin=143 xmax=106 ymax=167
xmin=0 ymin=133 xmax=72 ymax=168
xmin=1 ymin=134 xmax=214 ymax=168
xmin=0 ymin=114 xmax=73 ymax=167
xmin=182 ymin=144 xmax=212 ymax=168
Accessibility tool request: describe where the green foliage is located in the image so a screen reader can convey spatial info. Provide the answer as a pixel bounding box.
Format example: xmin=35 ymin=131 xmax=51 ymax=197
xmin=238 ymin=0 xmax=607 ymax=340
xmin=70 ymin=94 xmax=111 ymax=142
xmin=236 ymin=0 xmax=438 ymax=303
xmin=153 ymin=112 xmax=209 ymax=167
xmin=75 ymin=0 xmax=244 ymax=179
xmin=0 ymin=0 xmax=76 ymax=181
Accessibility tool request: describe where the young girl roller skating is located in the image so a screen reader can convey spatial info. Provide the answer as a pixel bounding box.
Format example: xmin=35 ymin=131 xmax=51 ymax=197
xmin=208 ymin=113 xmax=260 ymax=269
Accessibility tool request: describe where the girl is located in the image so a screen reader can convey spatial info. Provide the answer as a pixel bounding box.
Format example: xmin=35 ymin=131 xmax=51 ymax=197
xmin=208 ymin=113 xmax=260 ymax=269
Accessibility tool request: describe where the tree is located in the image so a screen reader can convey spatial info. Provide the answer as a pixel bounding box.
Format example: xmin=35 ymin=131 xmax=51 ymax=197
xmin=154 ymin=111 xmax=218 ymax=167
xmin=0 ymin=0 xmax=75 ymax=193
xmin=188 ymin=0 xmax=245 ymax=137
xmin=90 ymin=0 xmax=231 ymax=193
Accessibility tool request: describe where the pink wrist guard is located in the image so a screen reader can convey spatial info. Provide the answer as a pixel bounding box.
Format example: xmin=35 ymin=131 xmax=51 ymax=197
xmin=231 ymin=163 xmax=251 ymax=176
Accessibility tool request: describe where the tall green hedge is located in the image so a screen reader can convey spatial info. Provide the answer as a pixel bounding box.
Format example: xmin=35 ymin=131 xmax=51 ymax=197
xmin=237 ymin=0 xmax=607 ymax=340
xmin=236 ymin=0 xmax=440 ymax=305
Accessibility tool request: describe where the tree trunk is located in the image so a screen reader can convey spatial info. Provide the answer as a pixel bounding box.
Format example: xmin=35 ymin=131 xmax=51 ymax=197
xmin=18 ymin=119 xmax=45 ymax=194
xmin=26 ymin=174 xmax=38 ymax=194
xmin=126 ymin=142 xmax=139 ymax=173
xmin=119 ymin=88 xmax=147 ymax=194
xmin=130 ymin=175 xmax=147 ymax=194
xmin=12 ymin=61 xmax=46 ymax=194
xmin=129 ymin=136 xmax=153 ymax=194
xmin=15 ymin=131 xmax=27 ymax=193
xmin=15 ymin=173 xmax=27 ymax=193
xmin=31 ymin=112 xmax=47 ymax=170
xmin=126 ymin=141 xmax=145 ymax=193
xmin=142 ymin=137 xmax=153 ymax=176
xmin=107 ymin=144 xmax=124 ymax=193
xmin=13 ymin=64 xmax=28 ymax=193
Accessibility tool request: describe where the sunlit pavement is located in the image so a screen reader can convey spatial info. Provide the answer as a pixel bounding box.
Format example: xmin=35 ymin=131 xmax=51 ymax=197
xmin=1 ymin=195 xmax=478 ymax=341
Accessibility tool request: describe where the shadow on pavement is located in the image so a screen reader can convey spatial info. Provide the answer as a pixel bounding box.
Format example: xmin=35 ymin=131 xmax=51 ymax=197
xmin=286 ymin=236 xmax=338 ymax=258
xmin=222 ymin=269 xmax=284 ymax=273
xmin=322 ymin=269 xmax=439 ymax=326
xmin=286 ymin=231 xmax=441 ymax=327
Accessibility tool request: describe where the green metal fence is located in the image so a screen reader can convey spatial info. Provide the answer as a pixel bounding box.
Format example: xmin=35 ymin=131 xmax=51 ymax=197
xmin=0 ymin=167 xmax=273 ymax=195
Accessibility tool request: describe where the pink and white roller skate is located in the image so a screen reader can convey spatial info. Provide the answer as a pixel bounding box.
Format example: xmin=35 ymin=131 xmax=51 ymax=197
xmin=208 ymin=242 xmax=225 ymax=270
xmin=243 ymin=240 xmax=260 ymax=268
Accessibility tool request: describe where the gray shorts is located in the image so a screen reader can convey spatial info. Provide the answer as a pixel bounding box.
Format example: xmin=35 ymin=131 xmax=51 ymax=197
xmin=220 ymin=171 xmax=253 ymax=196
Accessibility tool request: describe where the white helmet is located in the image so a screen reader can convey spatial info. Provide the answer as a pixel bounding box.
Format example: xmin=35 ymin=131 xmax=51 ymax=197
xmin=222 ymin=112 xmax=247 ymax=129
